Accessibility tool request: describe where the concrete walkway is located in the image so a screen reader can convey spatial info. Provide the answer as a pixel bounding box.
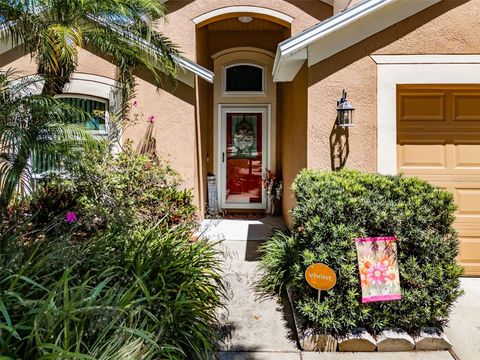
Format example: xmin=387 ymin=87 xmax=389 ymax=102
xmin=202 ymin=216 xmax=477 ymax=360
xmin=445 ymin=278 xmax=480 ymax=360
xmin=205 ymin=217 xmax=296 ymax=354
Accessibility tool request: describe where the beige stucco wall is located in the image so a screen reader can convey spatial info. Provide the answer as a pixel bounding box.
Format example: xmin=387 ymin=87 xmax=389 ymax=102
xmin=208 ymin=31 xmax=287 ymax=57
xmin=0 ymin=47 xmax=118 ymax=79
xmin=0 ymin=47 xmax=198 ymax=202
xmin=307 ymin=0 xmax=477 ymax=173
xmin=282 ymin=65 xmax=308 ymax=222
xmin=161 ymin=0 xmax=332 ymax=60
xmin=124 ymin=73 xmax=197 ymax=194
xmin=308 ymin=55 xmax=377 ymax=172
xmin=0 ymin=48 xmax=37 ymax=76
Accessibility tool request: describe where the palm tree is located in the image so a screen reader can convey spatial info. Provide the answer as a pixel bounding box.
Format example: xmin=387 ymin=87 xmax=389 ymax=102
xmin=0 ymin=0 xmax=179 ymax=110
xmin=0 ymin=70 xmax=101 ymax=212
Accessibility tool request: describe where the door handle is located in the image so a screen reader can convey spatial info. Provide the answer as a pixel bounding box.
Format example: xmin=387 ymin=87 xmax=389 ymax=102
xmin=222 ymin=152 xmax=225 ymax=163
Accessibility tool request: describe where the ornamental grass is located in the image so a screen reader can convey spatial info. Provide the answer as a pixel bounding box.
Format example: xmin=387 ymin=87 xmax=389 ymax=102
xmin=0 ymin=150 xmax=225 ymax=359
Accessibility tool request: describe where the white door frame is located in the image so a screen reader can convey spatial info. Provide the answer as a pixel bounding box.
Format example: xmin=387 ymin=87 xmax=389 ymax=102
xmin=217 ymin=104 xmax=271 ymax=210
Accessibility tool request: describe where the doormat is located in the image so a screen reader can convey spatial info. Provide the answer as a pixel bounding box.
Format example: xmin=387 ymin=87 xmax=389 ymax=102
xmin=355 ymin=236 xmax=401 ymax=303
xmin=222 ymin=213 xmax=266 ymax=220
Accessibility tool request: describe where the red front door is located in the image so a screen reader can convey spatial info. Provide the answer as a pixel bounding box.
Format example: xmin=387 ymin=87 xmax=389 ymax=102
xmin=225 ymin=112 xmax=264 ymax=206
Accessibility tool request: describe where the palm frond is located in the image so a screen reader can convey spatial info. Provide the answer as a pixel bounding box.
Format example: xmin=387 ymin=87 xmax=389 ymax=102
xmin=1 ymin=0 xmax=180 ymax=99
xmin=0 ymin=71 xmax=102 ymax=209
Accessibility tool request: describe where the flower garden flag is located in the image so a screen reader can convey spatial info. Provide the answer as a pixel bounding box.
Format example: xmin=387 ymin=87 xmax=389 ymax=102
xmin=355 ymin=237 xmax=401 ymax=303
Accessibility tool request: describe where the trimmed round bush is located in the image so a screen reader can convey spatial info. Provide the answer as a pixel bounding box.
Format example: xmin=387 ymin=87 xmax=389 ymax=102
xmin=259 ymin=169 xmax=463 ymax=335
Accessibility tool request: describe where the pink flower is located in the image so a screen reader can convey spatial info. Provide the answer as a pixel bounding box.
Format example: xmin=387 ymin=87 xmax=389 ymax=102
xmin=148 ymin=115 xmax=155 ymax=123
xmin=65 ymin=211 xmax=77 ymax=224
xmin=367 ymin=262 xmax=388 ymax=285
xmin=133 ymin=100 xmax=138 ymax=107
xmin=385 ymin=269 xmax=400 ymax=287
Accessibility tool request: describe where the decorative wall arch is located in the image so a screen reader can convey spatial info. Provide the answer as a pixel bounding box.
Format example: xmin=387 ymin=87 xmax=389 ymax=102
xmin=192 ymin=6 xmax=294 ymax=28
xmin=61 ymin=72 xmax=123 ymax=151
xmin=62 ymin=73 xmax=120 ymax=100
xmin=211 ymin=47 xmax=275 ymax=60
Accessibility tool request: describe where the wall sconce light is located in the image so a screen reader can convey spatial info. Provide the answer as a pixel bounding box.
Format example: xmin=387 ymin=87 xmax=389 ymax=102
xmin=336 ymin=89 xmax=355 ymax=127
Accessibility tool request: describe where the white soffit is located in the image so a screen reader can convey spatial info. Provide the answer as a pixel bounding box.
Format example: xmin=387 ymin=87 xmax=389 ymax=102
xmin=172 ymin=55 xmax=214 ymax=85
xmin=273 ymin=0 xmax=441 ymax=82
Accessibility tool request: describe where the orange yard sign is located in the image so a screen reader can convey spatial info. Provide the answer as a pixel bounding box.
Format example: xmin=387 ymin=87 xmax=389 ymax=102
xmin=305 ymin=263 xmax=336 ymax=291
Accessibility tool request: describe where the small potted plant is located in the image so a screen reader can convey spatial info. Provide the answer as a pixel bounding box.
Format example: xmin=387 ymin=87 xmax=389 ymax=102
xmin=263 ymin=169 xmax=283 ymax=216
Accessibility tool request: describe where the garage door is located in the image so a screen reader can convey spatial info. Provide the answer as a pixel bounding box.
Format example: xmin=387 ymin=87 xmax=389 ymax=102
xmin=397 ymin=85 xmax=480 ymax=276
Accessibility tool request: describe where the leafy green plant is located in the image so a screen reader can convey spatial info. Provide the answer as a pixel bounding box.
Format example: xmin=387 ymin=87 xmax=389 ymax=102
xmin=0 ymin=220 xmax=224 ymax=359
xmin=259 ymin=169 xmax=463 ymax=335
xmin=0 ymin=148 xmax=224 ymax=359
xmin=25 ymin=145 xmax=196 ymax=236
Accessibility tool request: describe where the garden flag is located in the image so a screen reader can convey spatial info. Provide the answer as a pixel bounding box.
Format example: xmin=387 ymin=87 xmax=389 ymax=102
xmin=355 ymin=237 xmax=401 ymax=303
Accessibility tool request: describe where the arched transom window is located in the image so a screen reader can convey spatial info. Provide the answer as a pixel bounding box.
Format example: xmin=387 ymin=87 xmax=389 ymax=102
xmin=224 ymin=63 xmax=265 ymax=95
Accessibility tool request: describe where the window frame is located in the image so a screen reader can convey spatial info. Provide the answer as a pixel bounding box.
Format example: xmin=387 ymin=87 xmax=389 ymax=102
xmin=30 ymin=94 xmax=110 ymax=178
xmin=222 ymin=63 xmax=266 ymax=96
xmin=55 ymin=93 xmax=110 ymax=137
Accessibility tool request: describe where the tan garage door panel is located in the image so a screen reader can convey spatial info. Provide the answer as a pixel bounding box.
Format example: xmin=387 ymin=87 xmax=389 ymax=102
xmin=397 ymin=85 xmax=480 ymax=276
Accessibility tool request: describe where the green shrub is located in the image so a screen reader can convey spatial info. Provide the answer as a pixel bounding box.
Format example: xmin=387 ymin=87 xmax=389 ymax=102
xmin=0 ymin=222 xmax=224 ymax=359
xmin=25 ymin=145 xmax=196 ymax=237
xmin=259 ymin=169 xmax=463 ymax=335
xmin=0 ymin=149 xmax=224 ymax=359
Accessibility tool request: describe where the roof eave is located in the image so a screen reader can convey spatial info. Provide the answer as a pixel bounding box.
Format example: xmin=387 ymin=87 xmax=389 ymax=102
xmin=0 ymin=22 xmax=213 ymax=87
xmin=173 ymin=55 xmax=214 ymax=84
xmin=272 ymin=46 xmax=307 ymax=82
xmin=273 ymin=0 xmax=442 ymax=82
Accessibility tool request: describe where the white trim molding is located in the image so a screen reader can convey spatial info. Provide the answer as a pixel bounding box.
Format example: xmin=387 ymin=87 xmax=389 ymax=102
xmin=63 ymin=73 xmax=120 ymax=99
xmin=212 ymin=47 xmax=275 ymax=60
xmin=192 ymin=6 xmax=294 ymax=26
xmin=217 ymin=104 xmax=271 ymax=211
xmin=273 ymin=0 xmax=441 ymax=82
xmin=375 ymin=55 xmax=480 ymax=175
xmin=172 ymin=55 xmax=214 ymax=85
